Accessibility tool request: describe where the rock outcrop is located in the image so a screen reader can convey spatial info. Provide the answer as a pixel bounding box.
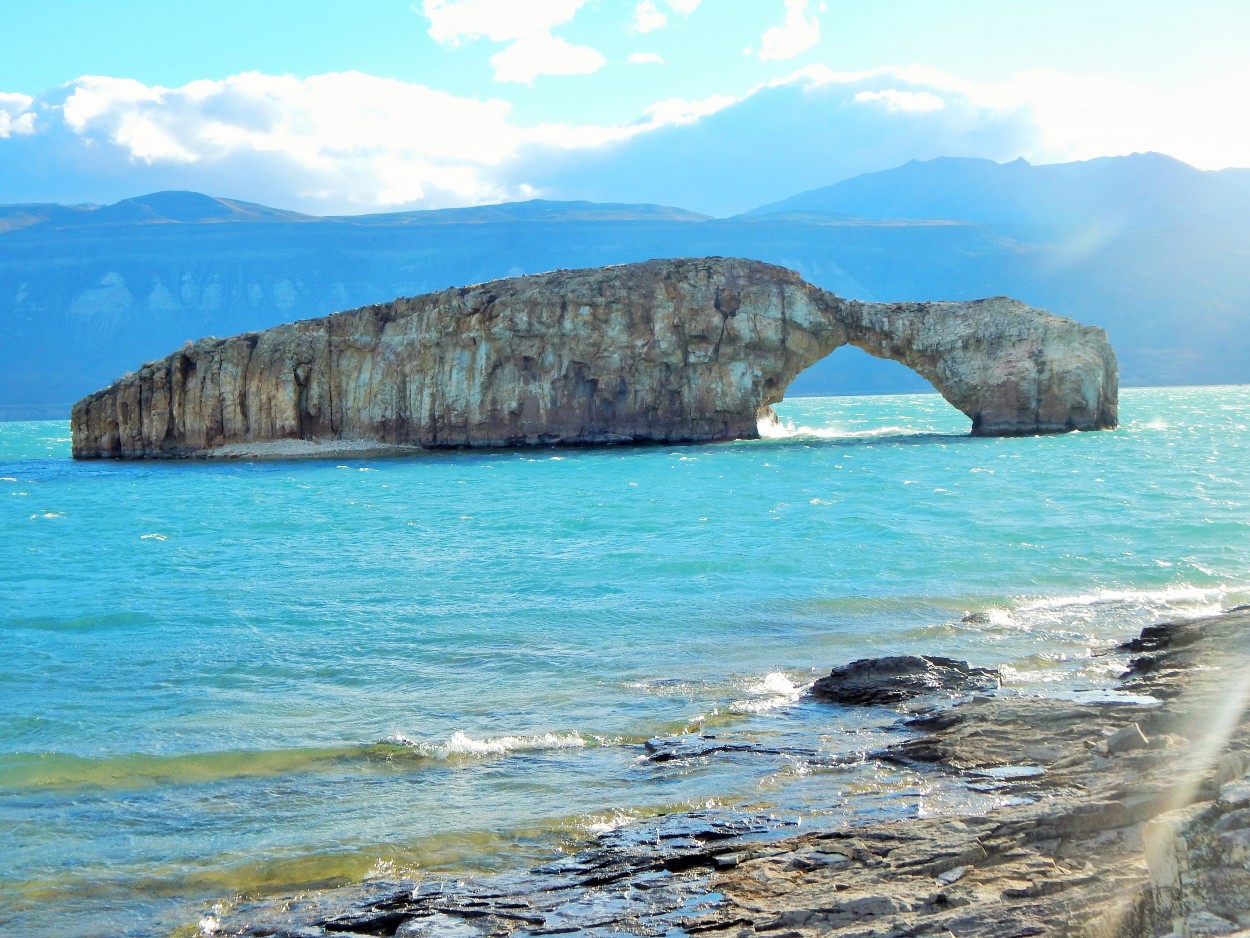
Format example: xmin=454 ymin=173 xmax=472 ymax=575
xmin=808 ymin=655 xmax=1001 ymax=707
xmin=70 ymin=257 xmax=1117 ymax=459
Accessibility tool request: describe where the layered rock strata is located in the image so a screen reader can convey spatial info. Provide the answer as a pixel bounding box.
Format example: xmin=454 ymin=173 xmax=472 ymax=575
xmin=71 ymin=257 xmax=1118 ymax=459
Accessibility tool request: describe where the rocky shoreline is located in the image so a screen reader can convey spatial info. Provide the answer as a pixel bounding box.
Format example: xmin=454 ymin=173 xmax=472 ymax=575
xmin=203 ymin=607 xmax=1250 ymax=938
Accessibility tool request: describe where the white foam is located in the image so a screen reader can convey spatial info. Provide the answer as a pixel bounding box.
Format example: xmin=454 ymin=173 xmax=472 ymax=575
xmin=757 ymin=414 xmax=917 ymax=441
xmin=585 ymin=811 xmax=635 ymax=835
xmin=1018 ymin=585 xmax=1226 ymax=613
xmin=985 ymin=608 xmax=1018 ymax=627
xmin=999 ymin=664 xmax=1066 ymax=685
xmin=960 ymin=607 xmax=1022 ymax=629
xmin=384 ymin=730 xmax=586 ymax=759
xmin=729 ymin=671 xmax=803 ymax=714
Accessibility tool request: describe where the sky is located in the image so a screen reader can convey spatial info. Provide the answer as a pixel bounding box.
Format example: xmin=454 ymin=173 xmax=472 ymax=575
xmin=1 ymin=0 xmax=1247 ymax=216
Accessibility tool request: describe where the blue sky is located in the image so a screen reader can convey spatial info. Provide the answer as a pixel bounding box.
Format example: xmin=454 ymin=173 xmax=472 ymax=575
xmin=1 ymin=0 xmax=1247 ymax=215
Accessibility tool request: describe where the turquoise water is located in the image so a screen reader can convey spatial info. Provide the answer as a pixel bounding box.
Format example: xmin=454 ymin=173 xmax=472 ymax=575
xmin=2 ymin=387 xmax=1248 ymax=936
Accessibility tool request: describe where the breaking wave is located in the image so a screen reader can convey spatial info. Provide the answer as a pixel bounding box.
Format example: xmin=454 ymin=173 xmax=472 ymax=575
xmin=728 ymin=671 xmax=804 ymax=714
xmin=756 ymin=414 xmax=916 ymax=441
xmin=382 ymin=730 xmax=588 ymax=759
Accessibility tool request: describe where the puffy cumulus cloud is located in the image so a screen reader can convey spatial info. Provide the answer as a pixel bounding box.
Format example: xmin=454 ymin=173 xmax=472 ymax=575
xmin=0 ymin=92 xmax=38 ymax=138
xmin=0 ymin=71 xmax=735 ymax=212
xmin=627 ymin=52 xmax=664 ymax=65
xmin=489 ymin=34 xmax=606 ymax=84
xmin=420 ymin=0 xmax=604 ymax=84
xmin=632 ymin=1 xmax=667 ymax=33
xmin=758 ymin=0 xmax=821 ymax=62
xmin=63 ymin=77 xmax=199 ymax=163
xmin=422 ymin=0 xmax=585 ymax=43
xmin=17 ymin=72 xmax=534 ymax=210
xmin=66 ymin=71 xmax=521 ymax=161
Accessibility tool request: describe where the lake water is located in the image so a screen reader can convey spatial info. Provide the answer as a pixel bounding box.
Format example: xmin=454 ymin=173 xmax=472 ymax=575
xmin=2 ymin=386 xmax=1248 ymax=936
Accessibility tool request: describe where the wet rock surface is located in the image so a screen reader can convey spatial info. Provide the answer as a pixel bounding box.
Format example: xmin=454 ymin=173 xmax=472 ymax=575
xmin=808 ymin=654 xmax=1001 ymax=706
xmin=208 ymin=809 xmax=799 ymax=938
xmin=209 ymin=608 xmax=1250 ymax=938
xmin=642 ymin=733 xmax=834 ymax=765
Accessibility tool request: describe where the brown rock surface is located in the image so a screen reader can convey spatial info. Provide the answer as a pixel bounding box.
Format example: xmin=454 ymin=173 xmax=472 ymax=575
xmin=71 ymin=257 xmax=1118 ymax=459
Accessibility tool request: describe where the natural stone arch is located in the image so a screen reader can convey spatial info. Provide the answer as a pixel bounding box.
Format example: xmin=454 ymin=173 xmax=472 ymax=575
xmin=755 ymin=289 xmax=1119 ymax=437
xmin=72 ymin=257 xmax=1117 ymax=459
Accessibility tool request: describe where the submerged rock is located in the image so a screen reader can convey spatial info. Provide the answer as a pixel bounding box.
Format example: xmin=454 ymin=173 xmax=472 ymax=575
xmin=71 ymin=257 xmax=1118 ymax=459
xmin=808 ymin=655 xmax=1001 ymax=706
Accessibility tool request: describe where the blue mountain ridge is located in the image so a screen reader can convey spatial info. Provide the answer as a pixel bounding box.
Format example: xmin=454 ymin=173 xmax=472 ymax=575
xmin=2 ymin=153 xmax=1247 ymax=418
xmin=746 ymin=152 xmax=1250 ymax=228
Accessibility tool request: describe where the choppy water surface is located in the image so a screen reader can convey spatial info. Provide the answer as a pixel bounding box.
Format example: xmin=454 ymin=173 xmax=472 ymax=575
xmin=2 ymin=387 xmax=1248 ymax=936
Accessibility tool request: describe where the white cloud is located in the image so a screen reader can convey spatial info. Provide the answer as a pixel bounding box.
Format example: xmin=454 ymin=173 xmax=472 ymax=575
xmin=420 ymin=0 xmax=604 ymax=83
xmin=628 ymin=52 xmax=664 ymax=65
xmin=854 ymin=89 xmax=946 ymax=113
xmin=63 ymin=78 xmax=198 ymax=162
xmin=11 ymin=70 xmax=740 ymax=211
xmin=632 ymin=1 xmax=667 ymax=32
xmin=640 ymin=94 xmax=737 ymax=126
xmin=976 ymin=68 xmax=1241 ymax=168
xmin=5 ymin=60 xmax=1249 ymax=216
xmin=422 ymin=0 xmax=585 ymax=43
xmin=0 ymin=92 xmax=37 ymax=138
xmin=511 ymin=66 xmax=1041 ymax=213
xmin=759 ymin=0 xmax=821 ymax=61
xmin=53 ymin=72 xmax=531 ymax=208
xmin=792 ymin=63 xmax=1250 ymax=171
xmin=667 ymin=0 xmax=702 ymax=12
xmin=489 ymin=34 xmax=606 ymax=84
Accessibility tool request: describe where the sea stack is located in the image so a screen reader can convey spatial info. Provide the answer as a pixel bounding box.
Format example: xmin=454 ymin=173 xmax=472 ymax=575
xmin=71 ymin=257 xmax=1118 ymax=459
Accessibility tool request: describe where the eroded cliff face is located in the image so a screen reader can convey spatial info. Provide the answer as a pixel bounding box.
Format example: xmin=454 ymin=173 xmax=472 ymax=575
xmin=71 ymin=258 xmax=1117 ymax=459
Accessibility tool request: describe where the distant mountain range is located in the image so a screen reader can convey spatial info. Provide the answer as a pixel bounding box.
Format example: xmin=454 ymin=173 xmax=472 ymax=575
xmin=748 ymin=151 xmax=1250 ymax=227
xmin=2 ymin=152 xmax=1247 ymax=418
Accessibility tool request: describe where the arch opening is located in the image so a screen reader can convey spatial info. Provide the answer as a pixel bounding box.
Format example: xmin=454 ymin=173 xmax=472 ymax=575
xmin=786 ymin=343 xmax=938 ymax=398
xmin=763 ymin=344 xmax=973 ymax=439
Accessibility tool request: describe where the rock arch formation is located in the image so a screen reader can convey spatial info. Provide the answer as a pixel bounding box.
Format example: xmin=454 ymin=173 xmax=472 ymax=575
xmin=71 ymin=257 xmax=1117 ymax=459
